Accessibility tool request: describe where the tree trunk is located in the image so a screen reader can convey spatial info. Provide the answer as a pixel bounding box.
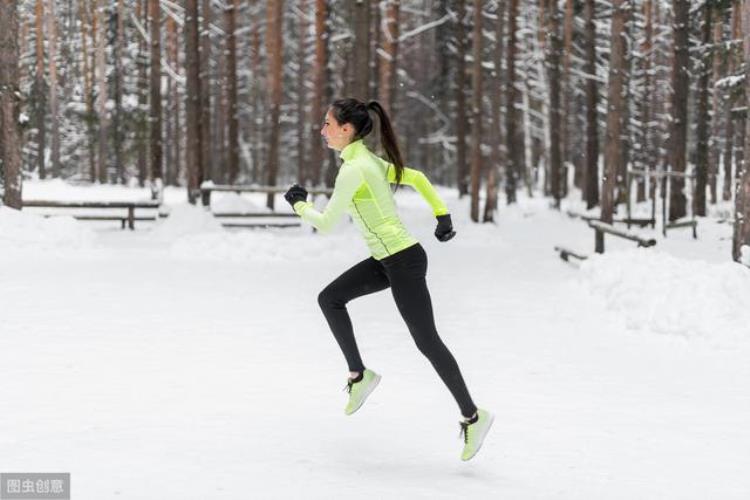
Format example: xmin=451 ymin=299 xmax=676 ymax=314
xmin=638 ymin=0 xmax=653 ymax=203
xmin=379 ymin=0 xmax=399 ymax=117
xmin=113 ymin=0 xmax=124 ymax=183
xmin=469 ymin=0 xmax=483 ymax=222
xmin=80 ymin=1 xmax=97 ymax=182
xmin=708 ymin=14 xmax=723 ymax=205
xmin=583 ymin=0 xmax=599 ymax=209
xmin=0 ymin=0 xmax=22 ymax=209
xmin=601 ymin=0 xmax=627 ymax=229
xmin=455 ymin=0 xmax=469 ymax=196
xmin=618 ymin=8 xmax=632 ymax=205
xmin=34 ymin=0 xmax=46 ymax=179
xmin=484 ymin=0 xmax=505 ymax=222
xmin=309 ymin=0 xmax=327 ymax=186
xmin=694 ymin=3 xmax=713 ymax=216
xmin=265 ymin=0 xmax=284 ymax=209
xmin=95 ymin=0 xmax=108 ymax=183
xmin=545 ymin=0 xmax=562 ymax=208
xmin=200 ymin=0 xmax=213 ymax=183
xmin=734 ymin=0 xmax=750 ymax=262
xmin=225 ymin=0 xmax=240 ymax=183
xmin=733 ymin=0 xmax=747 ymax=196
xmin=185 ymin=0 xmax=203 ymax=203
xmin=296 ymin=0 xmax=307 ymax=184
xmin=149 ymin=0 xmax=163 ymax=184
xmin=561 ymin=0 xmax=574 ymax=190
xmin=137 ymin=0 xmax=148 ymax=187
xmin=46 ymin=0 xmax=60 ymax=177
xmin=668 ymin=0 xmax=689 ymax=221
xmin=352 ymin=0 xmax=371 ymax=100
xmin=505 ymin=0 xmax=520 ymax=204
xmin=166 ymin=13 xmax=180 ymax=186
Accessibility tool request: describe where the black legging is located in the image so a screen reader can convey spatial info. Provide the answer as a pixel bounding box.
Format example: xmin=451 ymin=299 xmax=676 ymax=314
xmin=317 ymin=243 xmax=477 ymax=418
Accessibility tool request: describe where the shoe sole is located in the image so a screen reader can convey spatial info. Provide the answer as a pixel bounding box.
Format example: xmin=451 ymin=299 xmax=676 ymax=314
xmin=345 ymin=373 xmax=381 ymax=415
xmin=462 ymin=412 xmax=495 ymax=461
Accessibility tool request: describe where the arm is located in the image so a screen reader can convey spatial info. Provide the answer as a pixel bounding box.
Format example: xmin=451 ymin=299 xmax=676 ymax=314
xmin=293 ymin=163 xmax=363 ymax=233
xmin=386 ymin=164 xmax=449 ymax=216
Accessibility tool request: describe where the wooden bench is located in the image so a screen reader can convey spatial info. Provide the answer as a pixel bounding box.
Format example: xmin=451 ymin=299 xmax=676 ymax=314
xmin=23 ymin=200 xmax=162 ymax=230
xmin=200 ymin=184 xmax=333 ymax=229
xmin=212 ymin=212 xmax=301 ymax=229
xmin=553 ymin=246 xmax=588 ymax=262
xmin=555 ymin=219 xmax=656 ymax=262
xmin=589 ymin=219 xmax=656 ymax=253
xmin=566 ymin=210 xmax=654 ymax=228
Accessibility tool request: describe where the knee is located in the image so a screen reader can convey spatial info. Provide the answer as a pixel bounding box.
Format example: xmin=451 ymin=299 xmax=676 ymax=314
xmin=318 ymin=287 xmax=340 ymax=310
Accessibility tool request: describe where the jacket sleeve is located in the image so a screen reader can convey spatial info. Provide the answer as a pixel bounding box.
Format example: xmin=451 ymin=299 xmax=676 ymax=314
xmin=293 ymin=162 xmax=363 ymax=233
xmin=385 ymin=163 xmax=449 ymax=216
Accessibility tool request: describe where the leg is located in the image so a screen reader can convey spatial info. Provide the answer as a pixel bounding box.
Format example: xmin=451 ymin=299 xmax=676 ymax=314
xmin=318 ymin=257 xmax=390 ymax=373
xmin=384 ymin=245 xmax=478 ymax=418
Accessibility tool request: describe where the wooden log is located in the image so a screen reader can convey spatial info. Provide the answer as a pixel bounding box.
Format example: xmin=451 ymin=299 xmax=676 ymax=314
xmin=553 ymin=245 xmax=588 ymax=261
xmin=212 ymin=212 xmax=297 ymax=218
xmin=588 ymin=219 xmax=657 ymax=248
xmin=201 ymin=184 xmax=333 ymax=195
xmin=24 ymin=200 xmax=160 ymax=209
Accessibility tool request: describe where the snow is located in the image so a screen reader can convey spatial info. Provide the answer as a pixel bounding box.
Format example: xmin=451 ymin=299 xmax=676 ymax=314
xmin=150 ymin=203 xmax=223 ymax=242
xmin=579 ymin=248 xmax=750 ymax=343
xmin=211 ymin=192 xmax=268 ymax=214
xmin=1 ymin=181 xmax=749 ymax=499
xmin=742 ymin=245 xmax=750 ymax=267
xmin=0 ymin=206 xmax=96 ymax=255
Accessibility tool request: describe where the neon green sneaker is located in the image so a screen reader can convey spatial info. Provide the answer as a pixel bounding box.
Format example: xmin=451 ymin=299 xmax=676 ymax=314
xmin=344 ymin=369 xmax=381 ymax=415
xmin=459 ymin=408 xmax=494 ymax=461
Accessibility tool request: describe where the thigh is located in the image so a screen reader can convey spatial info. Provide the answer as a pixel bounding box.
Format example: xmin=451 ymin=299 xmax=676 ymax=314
xmin=385 ymin=249 xmax=437 ymax=331
xmin=321 ymin=256 xmax=391 ymax=304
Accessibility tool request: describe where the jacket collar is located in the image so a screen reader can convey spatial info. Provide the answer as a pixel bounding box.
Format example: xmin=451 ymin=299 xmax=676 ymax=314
xmin=339 ymin=139 xmax=367 ymax=162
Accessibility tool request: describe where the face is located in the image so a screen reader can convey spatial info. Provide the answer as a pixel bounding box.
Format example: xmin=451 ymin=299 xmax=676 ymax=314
xmin=321 ymin=110 xmax=355 ymax=151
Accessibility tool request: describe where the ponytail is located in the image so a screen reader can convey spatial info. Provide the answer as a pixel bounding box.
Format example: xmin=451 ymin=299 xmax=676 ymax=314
xmin=329 ymin=97 xmax=405 ymax=188
xmin=367 ymin=101 xmax=405 ymax=188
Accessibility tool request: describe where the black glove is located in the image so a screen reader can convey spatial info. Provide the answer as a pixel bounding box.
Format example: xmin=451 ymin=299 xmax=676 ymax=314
xmin=284 ymin=184 xmax=308 ymax=208
xmin=435 ymin=214 xmax=456 ymax=242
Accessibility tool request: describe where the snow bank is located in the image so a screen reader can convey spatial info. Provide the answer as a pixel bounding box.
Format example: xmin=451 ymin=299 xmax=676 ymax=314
xmin=211 ymin=192 xmax=270 ymax=214
xmin=24 ymin=178 xmax=152 ymax=202
xmin=0 ymin=206 xmax=96 ymax=254
xmin=579 ymin=249 xmax=750 ymax=341
xmin=170 ymin=229 xmax=356 ymax=263
xmin=150 ymin=203 xmax=224 ymax=242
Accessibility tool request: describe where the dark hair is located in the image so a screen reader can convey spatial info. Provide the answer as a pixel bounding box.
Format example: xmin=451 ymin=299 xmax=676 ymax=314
xmin=329 ymin=98 xmax=404 ymax=187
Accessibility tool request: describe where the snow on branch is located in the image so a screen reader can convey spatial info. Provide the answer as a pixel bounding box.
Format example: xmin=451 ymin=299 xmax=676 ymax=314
xmin=128 ymin=11 xmax=186 ymax=88
xmin=398 ymin=14 xmax=451 ymax=43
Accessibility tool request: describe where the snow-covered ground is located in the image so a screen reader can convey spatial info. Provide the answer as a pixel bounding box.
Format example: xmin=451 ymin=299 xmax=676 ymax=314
xmin=2 ymin=180 xmax=749 ymax=499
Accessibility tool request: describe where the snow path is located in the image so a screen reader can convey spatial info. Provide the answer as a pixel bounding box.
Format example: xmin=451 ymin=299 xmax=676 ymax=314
xmin=1 ymin=191 xmax=748 ymax=499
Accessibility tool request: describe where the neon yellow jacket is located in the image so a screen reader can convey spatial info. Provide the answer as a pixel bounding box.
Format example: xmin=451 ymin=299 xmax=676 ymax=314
xmin=293 ymin=139 xmax=449 ymax=260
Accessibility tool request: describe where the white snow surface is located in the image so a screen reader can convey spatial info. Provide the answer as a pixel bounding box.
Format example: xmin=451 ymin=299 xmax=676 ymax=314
xmin=579 ymin=248 xmax=750 ymax=341
xmin=1 ymin=180 xmax=748 ymax=499
xmin=150 ymin=203 xmax=224 ymax=242
xmin=0 ymin=206 xmax=96 ymax=255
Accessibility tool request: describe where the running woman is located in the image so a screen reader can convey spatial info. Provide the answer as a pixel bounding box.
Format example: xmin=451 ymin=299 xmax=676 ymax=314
xmin=284 ymin=98 xmax=493 ymax=461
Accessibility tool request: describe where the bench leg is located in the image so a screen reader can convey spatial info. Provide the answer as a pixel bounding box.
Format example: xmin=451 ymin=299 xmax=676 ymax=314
xmin=128 ymin=206 xmax=135 ymax=230
xmin=121 ymin=219 xmax=126 ymax=230
xmin=595 ymin=229 xmax=604 ymax=254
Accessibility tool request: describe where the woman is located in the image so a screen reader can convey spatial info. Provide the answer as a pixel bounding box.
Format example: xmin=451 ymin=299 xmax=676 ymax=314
xmin=284 ymin=98 xmax=492 ymax=461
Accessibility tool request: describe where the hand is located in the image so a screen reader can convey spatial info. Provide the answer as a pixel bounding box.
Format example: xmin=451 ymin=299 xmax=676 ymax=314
xmin=284 ymin=184 xmax=308 ymax=208
xmin=435 ymin=214 xmax=456 ymax=242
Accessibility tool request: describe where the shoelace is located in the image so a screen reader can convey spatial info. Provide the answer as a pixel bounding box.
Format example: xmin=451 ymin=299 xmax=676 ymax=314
xmin=343 ymin=379 xmax=354 ymax=394
xmin=459 ymin=421 xmax=470 ymax=443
